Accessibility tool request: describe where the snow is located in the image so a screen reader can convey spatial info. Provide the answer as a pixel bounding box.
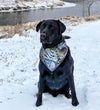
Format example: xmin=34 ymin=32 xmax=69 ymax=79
xmin=0 ymin=20 xmax=100 ymax=110
xmin=0 ymin=0 xmax=76 ymax=12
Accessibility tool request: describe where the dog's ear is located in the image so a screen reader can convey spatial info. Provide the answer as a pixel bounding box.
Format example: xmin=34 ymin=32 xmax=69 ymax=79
xmin=36 ymin=21 xmax=44 ymax=32
xmin=57 ymin=20 xmax=66 ymax=34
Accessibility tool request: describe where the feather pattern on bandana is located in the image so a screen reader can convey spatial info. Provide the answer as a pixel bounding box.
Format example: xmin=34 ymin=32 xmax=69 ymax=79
xmin=40 ymin=40 xmax=68 ymax=72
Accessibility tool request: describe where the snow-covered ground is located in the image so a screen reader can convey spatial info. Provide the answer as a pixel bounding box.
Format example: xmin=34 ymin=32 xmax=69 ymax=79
xmin=0 ymin=20 xmax=100 ymax=110
xmin=0 ymin=0 xmax=76 ymax=12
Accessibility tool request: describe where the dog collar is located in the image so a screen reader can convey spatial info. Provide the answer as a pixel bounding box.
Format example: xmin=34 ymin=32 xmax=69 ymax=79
xmin=40 ymin=40 xmax=68 ymax=72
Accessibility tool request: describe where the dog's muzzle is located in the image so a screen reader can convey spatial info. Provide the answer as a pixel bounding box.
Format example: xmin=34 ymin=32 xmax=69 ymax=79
xmin=40 ymin=33 xmax=46 ymax=42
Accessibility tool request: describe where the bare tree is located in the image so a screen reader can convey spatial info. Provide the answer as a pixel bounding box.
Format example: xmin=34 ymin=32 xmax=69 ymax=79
xmin=87 ymin=0 xmax=96 ymax=16
xmin=82 ymin=0 xmax=85 ymax=17
xmin=82 ymin=0 xmax=99 ymax=16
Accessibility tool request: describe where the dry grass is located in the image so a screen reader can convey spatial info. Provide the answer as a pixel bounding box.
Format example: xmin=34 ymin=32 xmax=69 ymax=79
xmin=59 ymin=15 xmax=84 ymax=27
xmin=84 ymin=15 xmax=100 ymax=22
xmin=60 ymin=15 xmax=100 ymax=26
xmin=85 ymin=15 xmax=96 ymax=21
xmin=0 ymin=15 xmax=100 ymax=38
xmin=0 ymin=20 xmax=40 ymax=38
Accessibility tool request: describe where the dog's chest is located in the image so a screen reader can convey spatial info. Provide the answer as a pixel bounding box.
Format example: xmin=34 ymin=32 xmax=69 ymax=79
xmin=45 ymin=72 xmax=68 ymax=90
xmin=40 ymin=41 xmax=68 ymax=72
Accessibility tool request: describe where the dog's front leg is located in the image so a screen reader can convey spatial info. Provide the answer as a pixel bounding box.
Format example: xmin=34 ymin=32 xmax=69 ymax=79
xmin=36 ymin=75 xmax=45 ymax=107
xmin=68 ymin=75 xmax=79 ymax=106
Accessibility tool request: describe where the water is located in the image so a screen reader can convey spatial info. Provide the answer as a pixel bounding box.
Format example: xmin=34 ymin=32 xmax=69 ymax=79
xmin=0 ymin=6 xmax=82 ymax=26
xmin=0 ymin=1 xmax=100 ymax=26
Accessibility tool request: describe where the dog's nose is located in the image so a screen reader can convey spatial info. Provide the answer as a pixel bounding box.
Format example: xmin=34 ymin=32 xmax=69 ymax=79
xmin=40 ymin=33 xmax=46 ymax=40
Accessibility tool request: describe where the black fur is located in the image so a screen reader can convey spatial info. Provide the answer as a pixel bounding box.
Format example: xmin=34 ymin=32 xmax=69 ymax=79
xmin=36 ymin=20 xmax=79 ymax=107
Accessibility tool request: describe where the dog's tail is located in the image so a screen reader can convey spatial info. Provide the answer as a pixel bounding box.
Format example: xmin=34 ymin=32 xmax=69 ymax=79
xmin=63 ymin=35 xmax=71 ymax=39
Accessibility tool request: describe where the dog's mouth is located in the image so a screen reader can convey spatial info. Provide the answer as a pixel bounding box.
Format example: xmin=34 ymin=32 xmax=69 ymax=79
xmin=40 ymin=39 xmax=52 ymax=44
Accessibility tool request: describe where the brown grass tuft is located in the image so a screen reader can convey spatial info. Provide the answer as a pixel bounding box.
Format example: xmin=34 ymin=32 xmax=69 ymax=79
xmin=0 ymin=20 xmax=41 ymax=38
xmin=85 ymin=15 xmax=97 ymax=21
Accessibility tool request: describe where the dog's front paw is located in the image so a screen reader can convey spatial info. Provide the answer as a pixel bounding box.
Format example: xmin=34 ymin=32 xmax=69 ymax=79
xmin=36 ymin=100 xmax=42 ymax=107
xmin=65 ymin=93 xmax=71 ymax=99
xmin=72 ymin=99 xmax=79 ymax=106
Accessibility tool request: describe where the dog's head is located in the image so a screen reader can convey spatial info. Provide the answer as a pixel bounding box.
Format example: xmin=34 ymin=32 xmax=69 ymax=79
xmin=36 ymin=20 xmax=66 ymax=45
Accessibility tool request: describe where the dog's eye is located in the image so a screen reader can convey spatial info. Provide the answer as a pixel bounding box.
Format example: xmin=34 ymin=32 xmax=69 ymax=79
xmin=41 ymin=23 xmax=46 ymax=29
xmin=49 ymin=25 xmax=54 ymax=30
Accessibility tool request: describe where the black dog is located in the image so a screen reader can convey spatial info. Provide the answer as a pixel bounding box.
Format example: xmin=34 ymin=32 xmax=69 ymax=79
xmin=36 ymin=20 xmax=79 ymax=107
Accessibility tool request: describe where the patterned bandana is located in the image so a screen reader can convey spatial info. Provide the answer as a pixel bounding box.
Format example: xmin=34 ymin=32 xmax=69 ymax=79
xmin=40 ymin=40 xmax=68 ymax=72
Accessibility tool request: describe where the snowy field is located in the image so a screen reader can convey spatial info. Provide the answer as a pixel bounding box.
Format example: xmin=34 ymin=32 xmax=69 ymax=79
xmin=0 ymin=20 xmax=100 ymax=110
xmin=0 ymin=0 xmax=76 ymax=12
